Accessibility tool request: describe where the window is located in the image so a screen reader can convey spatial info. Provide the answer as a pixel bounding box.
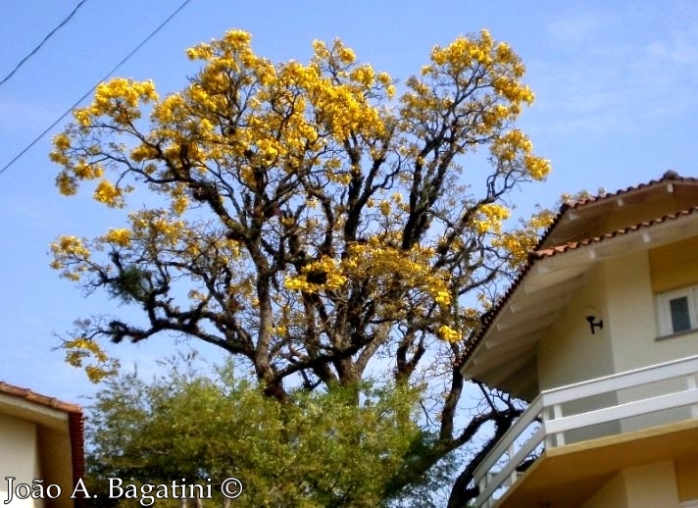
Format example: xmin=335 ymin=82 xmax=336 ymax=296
xmin=657 ymin=286 xmax=698 ymax=336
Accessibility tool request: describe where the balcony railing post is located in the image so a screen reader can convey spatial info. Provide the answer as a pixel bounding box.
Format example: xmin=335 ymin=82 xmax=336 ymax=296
xmin=688 ymin=374 xmax=698 ymax=419
xmin=544 ymin=403 xmax=565 ymax=447
xmin=508 ymin=442 xmax=518 ymax=486
xmin=553 ymin=403 xmax=565 ymax=446
xmin=478 ymin=477 xmax=487 ymax=502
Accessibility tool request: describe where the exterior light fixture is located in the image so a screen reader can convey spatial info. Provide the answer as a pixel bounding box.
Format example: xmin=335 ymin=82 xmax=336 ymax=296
xmin=583 ymin=305 xmax=603 ymax=335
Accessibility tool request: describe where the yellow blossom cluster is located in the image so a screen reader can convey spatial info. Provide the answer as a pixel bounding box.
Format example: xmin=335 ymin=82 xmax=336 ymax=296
xmin=129 ymin=210 xmax=186 ymax=248
xmin=350 ymin=241 xmax=453 ymax=307
xmin=53 ymin=132 xmax=71 ymax=150
xmin=130 ymin=143 xmax=159 ymax=162
xmin=438 ymin=325 xmax=461 ymax=343
xmin=150 ymin=93 xmax=188 ymax=125
xmin=50 ymin=30 xmax=394 ymax=215
xmin=159 ymin=29 xmax=392 ymax=184
xmin=492 ymin=207 xmax=556 ymax=267
xmin=50 ymin=235 xmax=90 ymax=258
xmin=305 ymin=79 xmax=386 ymax=143
xmin=492 ymin=233 xmax=530 ymax=266
xmin=404 ymin=28 xmax=537 ymax=144
xmin=168 ymin=183 xmax=190 ymax=215
xmin=63 ymin=338 xmax=118 ymax=383
xmin=350 ymin=65 xmax=375 ymax=87
xmin=283 ymin=239 xmax=453 ymax=319
xmin=490 ymin=129 xmax=551 ymax=181
xmin=305 ymin=38 xmax=392 ymax=141
xmin=121 ymin=209 xmax=241 ymax=269
xmin=55 ymin=173 xmax=78 ymax=195
xmin=73 ymin=160 xmax=104 ymax=179
xmin=524 ymin=154 xmax=551 ymax=181
xmin=102 ymin=228 xmax=132 ymax=247
xmin=434 ymin=290 xmax=452 ymax=306
xmin=491 ymin=129 xmax=531 ymax=160
xmin=73 ymin=78 xmax=158 ymax=128
xmin=428 ymin=29 xmax=498 ymax=73
xmin=51 ymin=130 xmax=106 ymax=197
xmin=284 ymin=257 xmax=347 ymax=292
xmin=49 ymin=236 xmax=91 ymax=280
xmin=94 ymin=180 xmax=125 ymax=207
xmin=64 ymin=337 xmax=107 ymax=365
xmin=473 ymin=203 xmax=511 ymax=234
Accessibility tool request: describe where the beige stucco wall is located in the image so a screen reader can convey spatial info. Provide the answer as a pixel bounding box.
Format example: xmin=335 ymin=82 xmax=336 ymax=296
xmin=624 ymin=461 xmax=680 ymax=508
xmin=581 ymin=470 xmax=628 ymax=508
xmin=603 ymin=251 xmax=656 ymax=372
xmin=537 ymin=265 xmax=620 ymax=442
xmin=648 ymin=237 xmax=698 ymax=354
xmin=36 ymin=426 xmax=74 ymax=508
xmin=606 ymin=249 xmax=698 ymax=371
xmin=537 ymin=266 xmax=614 ymax=389
xmin=604 ymin=250 xmax=695 ymax=431
xmin=582 ymin=461 xmax=680 ymax=508
xmin=650 ymin=236 xmax=698 ymax=293
xmin=0 ymin=413 xmax=44 ymax=507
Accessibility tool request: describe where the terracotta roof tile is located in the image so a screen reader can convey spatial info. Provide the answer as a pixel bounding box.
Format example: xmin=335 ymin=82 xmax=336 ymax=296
xmin=561 ymin=170 xmax=694 ymax=210
xmin=462 ymin=179 xmax=698 ymax=365
xmin=531 ymin=206 xmax=698 ymax=259
xmin=532 ymin=171 xmax=698 ymax=252
xmin=0 ymin=381 xmax=82 ymax=414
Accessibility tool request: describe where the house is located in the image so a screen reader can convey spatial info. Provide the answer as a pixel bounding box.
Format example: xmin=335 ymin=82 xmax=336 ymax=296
xmin=461 ymin=171 xmax=698 ymax=508
xmin=0 ymin=382 xmax=84 ymax=507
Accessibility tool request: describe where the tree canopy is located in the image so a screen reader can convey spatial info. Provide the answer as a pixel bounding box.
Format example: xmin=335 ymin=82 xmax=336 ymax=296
xmin=86 ymin=357 xmax=431 ymax=507
xmin=50 ymin=29 xmax=552 ymax=506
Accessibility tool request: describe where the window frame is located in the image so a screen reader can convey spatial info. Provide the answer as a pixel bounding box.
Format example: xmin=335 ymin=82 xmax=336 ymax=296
xmin=656 ymin=286 xmax=698 ymax=337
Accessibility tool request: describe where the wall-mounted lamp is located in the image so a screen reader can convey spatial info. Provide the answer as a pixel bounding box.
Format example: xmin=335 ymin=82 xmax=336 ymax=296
xmin=583 ymin=305 xmax=603 ymax=335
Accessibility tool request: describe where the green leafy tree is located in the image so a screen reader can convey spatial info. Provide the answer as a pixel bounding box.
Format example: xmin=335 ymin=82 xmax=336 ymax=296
xmin=85 ymin=357 xmax=433 ymax=507
xmin=51 ymin=29 xmax=553 ymax=506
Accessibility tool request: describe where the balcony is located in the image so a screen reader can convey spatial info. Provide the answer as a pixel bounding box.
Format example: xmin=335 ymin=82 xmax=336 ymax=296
xmin=474 ymin=355 xmax=698 ymax=508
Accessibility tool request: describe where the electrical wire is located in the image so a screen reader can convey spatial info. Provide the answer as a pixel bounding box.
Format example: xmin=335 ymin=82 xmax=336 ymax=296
xmin=0 ymin=0 xmax=195 ymax=178
xmin=0 ymin=0 xmax=90 ymax=88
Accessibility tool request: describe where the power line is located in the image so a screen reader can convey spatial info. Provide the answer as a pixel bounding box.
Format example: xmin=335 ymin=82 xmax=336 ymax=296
xmin=0 ymin=0 xmax=195 ymax=178
xmin=0 ymin=0 xmax=90 ymax=88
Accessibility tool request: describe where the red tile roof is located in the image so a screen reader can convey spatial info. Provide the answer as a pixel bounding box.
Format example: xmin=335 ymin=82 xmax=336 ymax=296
xmin=0 ymin=382 xmax=82 ymax=414
xmin=462 ymin=172 xmax=698 ymax=365
xmin=0 ymin=382 xmax=85 ymax=508
xmin=559 ymin=170 xmax=696 ymax=210
xmin=533 ymin=206 xmax=698 ymax=259
xmin=534 ymin=170 xmax=696 ymax=251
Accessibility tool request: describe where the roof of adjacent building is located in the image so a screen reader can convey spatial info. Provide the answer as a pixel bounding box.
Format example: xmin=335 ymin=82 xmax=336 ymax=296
xmin=0 ymin=381 xmax=85 ymax=508
xmin=460 ymin=171 xmax=698 ymax=397
xmin=0 ymin=381 xmax=82 ymax=414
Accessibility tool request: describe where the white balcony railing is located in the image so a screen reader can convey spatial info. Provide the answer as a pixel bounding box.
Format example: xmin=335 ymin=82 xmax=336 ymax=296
xmin=473 ymin=355 xmax=698 ymax=508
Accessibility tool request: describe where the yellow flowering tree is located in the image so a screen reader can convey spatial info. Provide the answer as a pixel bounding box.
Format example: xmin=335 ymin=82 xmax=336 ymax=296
xmin=50 ymin=29 xmax=552 ymax=506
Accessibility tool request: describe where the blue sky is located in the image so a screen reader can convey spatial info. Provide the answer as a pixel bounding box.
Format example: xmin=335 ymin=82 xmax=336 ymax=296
xmin=1 ymin=0 xmax=697 ymax=404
